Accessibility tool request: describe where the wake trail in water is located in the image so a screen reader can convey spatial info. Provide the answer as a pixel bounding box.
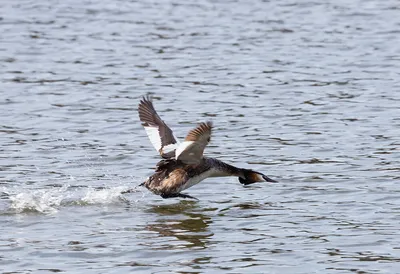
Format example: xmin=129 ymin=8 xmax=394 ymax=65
xmin=0 ymin=184 xmax=145 ymax=215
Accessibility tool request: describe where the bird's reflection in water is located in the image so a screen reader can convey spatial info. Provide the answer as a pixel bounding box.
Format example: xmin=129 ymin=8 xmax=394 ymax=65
xmin=145 ymin=200 xmax=214 ymax=250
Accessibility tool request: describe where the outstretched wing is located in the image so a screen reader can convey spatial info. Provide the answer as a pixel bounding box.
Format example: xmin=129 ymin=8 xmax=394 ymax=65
xmin=138 ymin=96 xmax=179 ymax=158
xmin=175 ymin=121 xmax=212 ymax=165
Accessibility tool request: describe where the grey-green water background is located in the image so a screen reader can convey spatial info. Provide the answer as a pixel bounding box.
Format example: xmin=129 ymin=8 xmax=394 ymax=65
xmin=1 ymin=0 xmax=400 ymax=273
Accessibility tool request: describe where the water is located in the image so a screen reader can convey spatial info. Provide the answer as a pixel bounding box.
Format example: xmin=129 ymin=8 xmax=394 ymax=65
xmin=1 ymin=0 xmax=400 ymax=273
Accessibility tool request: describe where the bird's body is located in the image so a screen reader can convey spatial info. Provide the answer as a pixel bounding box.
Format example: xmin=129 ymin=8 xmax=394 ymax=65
xmin=137 ymin=96 xmax=276 ymax=199
xmin=141 ymin=157 xmax=240 ymax=198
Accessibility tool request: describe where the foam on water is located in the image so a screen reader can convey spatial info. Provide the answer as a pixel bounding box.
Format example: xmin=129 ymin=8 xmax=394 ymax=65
xmin=8 ymin=185 xmax=69 ymax=214
xmin=2 ymin=185 xmax=143 ymax=214
xmin=81 ymin=186 xmax=141 ymax=205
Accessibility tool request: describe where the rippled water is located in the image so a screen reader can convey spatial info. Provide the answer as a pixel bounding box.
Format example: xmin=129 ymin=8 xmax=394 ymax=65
xmin=1 ymin=0 xmax=400 ymax=273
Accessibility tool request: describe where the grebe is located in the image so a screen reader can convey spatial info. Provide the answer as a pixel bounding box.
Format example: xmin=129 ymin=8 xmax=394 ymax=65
xmin=137 ymin=96 xmax=276 ymax=199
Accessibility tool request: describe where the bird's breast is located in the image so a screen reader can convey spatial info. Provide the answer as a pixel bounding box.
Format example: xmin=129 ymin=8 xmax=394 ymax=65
xmin=178 ymin=168 xmax=222 ymax=192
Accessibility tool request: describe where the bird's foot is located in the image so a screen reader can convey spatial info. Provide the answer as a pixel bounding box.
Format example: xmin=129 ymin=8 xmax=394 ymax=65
xmin=161 ymin=193 xmax=198 ymax=200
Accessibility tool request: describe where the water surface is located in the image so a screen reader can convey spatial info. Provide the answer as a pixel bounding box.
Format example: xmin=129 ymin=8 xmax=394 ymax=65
xmin=1 ymin=0 xmax=400 ymax=273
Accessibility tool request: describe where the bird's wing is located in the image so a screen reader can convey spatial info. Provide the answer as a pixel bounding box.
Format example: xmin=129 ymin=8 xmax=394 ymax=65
xmin=138 ymin=96 xmax=179 ymax=158
xmin=175 ymin=121 xmax=212 ymax=165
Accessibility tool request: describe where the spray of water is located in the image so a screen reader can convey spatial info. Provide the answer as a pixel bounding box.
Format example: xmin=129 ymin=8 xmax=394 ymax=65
xmin=9 ymin=185 xmax=69 ymax=214
xmin=3 ymin=184 xmax=143 ymax=214
xmin=82 ymin=186 xmax=137 ymax=204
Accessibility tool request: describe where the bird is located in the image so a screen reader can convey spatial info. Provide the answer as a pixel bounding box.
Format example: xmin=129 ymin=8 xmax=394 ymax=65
xmin=137 ymin=96 xmax=277 ymax=200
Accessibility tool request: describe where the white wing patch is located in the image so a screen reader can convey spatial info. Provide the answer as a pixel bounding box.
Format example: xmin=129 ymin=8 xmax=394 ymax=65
xmin=144 ymin=126 xmax=162 ymax=152
xmin=175 ymin=141 xmax=204 ymax=164
xmin=138 ymin=96 xmax=180 ymax=158
xmin=175 ymin=122 xmax=212 ymax=164
xmin=144 ymin=126 xmax=180 ymax=155
xmin=175 ymin=141 xmax=193 ymax=158
xmin=163 ymin=143 xmax=179 ymax=154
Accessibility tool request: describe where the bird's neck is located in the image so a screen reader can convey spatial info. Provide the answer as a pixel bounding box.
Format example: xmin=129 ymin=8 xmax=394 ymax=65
xmin=204 ymin=157 xmax=243 ymax=177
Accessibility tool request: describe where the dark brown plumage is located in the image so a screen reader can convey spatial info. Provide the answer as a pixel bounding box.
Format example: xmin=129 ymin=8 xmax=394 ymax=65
xmin=185 ymin=121 xmax=212 ymax=142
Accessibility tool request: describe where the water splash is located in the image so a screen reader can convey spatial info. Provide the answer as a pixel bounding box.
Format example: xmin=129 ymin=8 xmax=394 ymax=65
xmin=3 ymin=185 xmax=143 ymax=214
xmin=81 ymin=186 xmax=139 ymax=205
xmin=9 ymin=185 xmax=69 ymax=214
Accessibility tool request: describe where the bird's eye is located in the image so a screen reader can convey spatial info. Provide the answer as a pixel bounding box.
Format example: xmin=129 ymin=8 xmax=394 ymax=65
xmin=207 ymin=137 xmax=211 ymax=142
